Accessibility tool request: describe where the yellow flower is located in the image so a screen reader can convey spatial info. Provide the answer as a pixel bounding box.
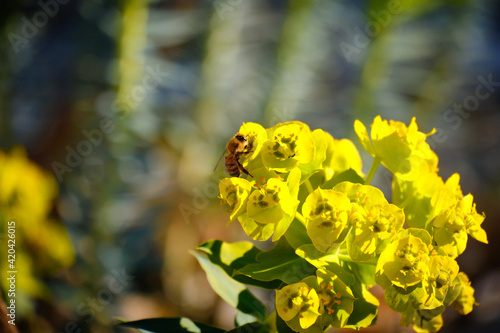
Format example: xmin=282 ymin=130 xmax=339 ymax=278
xmin=328 ymin=182 xmax=404 ymax=261
xmin=236 ymin=169 xmax=301 ymax=241
xmin=0 ymin=147 xmax=75 ymax=300
xmin=276 ymin=282 xmax=321 ymax=329
xmin=323 ymin=133 xmax=363 ymax=179
xmin=453 ymin=272 xmax=477 ymax=315
xmin=302 ymin=188 xmax=352 ymax=253
xmin=262 ymin=121 xmax=315 ymax=172
xmin=430 ymin=178 xmax=487 ymax=257
xmin=392 ymin=171 xmax=445 ymax=228
xmin=354 ymin=116 xmax=438 ymax=180
xmin=376 ymin=229 xmax=431 ymax=289
xmin=237 ymin=122 xmax=268 ymax=166
xmin=424 ymin=255 xmax=459 ymax=308
xmin=0 ymin=147 xmax=57 ymax=223
xmin=218 ymin=177 xmax=253 ymax=222
xmin=315 ymin=268 xmax=355 ymax=328
xmin=247 ymin=177 xmax=295 ymax=224
xmin=350 ymin=203 xmax=405 ymax=260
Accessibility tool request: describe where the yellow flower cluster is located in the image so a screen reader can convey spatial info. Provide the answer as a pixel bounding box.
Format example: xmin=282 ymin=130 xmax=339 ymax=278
xmin=216 ymin=118 xmax=486 ymax=332
xmin=0 ymin=147 xmax=74 ymax=304
xmin=218 ymin=122 xmax=361 ymax=242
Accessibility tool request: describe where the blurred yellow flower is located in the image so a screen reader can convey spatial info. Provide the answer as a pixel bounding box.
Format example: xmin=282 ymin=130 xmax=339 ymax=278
xmin=0 ymin=147 xmax=74 ymax=303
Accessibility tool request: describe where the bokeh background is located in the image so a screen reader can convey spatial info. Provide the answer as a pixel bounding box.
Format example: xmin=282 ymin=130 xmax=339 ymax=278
xmin=1 ymin=0 xmax=499 ymax=332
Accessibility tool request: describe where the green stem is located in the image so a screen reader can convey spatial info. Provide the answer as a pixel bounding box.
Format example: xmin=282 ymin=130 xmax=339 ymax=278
xmin=295 ymin=212 xmax=306 ymax=226
xmin=337 ymin=254 xmax=378 ymax=266
xmin=304 ymin=178 xmax=314 ymax=194
xmin=364 ymin=157 xmax=381 ymax=185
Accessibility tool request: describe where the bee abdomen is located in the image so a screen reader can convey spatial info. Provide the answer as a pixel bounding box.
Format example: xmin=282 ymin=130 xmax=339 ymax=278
xmin=226 ymin=163 xmax=240 ymax=177
xmin=225 ymin=155 xmax=240 ymax=177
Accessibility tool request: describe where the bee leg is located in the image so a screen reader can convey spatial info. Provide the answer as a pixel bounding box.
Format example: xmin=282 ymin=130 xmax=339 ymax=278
xmin=236 ymin=159 xmax=253 ymax=178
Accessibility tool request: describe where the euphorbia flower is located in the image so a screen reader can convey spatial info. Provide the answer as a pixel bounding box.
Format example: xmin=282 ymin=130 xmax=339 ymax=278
xmin=331 ymin=182 xmax=404 ymax=261
xmin=323 ymin=134 xmax=363 ymax=179
xmin=302 ymin=188 xmax=352 ymax=253
xmin=392 ymin=171 xmax=446 ymax=229
xmin=430 ymin=187 xmax=487 ymax=258
xmin=262 ymin=121 xmax=315 ymax=172
xmin=354 ymin=116 xmax=438 ymax=180
xmin=276 ymin=282 xmax=321 ymax=329
xmin=237 ymin=169 xmax=300 ymax=241
xmin=350 ymin=203 xmax=405 ymax=261
xmin=315 ymin=268 xmax=355 ymax=328
xmin=237 ymin=122 xmax=268 ymax=164
xmin=453 ymin=272 xmax=477 ymax=315
xmin=376 ymin=229 xmax=431 ymax=289
xmin=218 ymin=177 xmax=253 ymax=221
xmin=276 ymin=269 xmax=357 ymax=332
xmin=411 ymin=312 xmax=443 ymax=333
xmin=426 ymin=255 xmax=459 ymax=307
xmin=247 ymin=177 xmax=295 ymax=224
xmin=332 ymin=181 xmax=388 ymax=207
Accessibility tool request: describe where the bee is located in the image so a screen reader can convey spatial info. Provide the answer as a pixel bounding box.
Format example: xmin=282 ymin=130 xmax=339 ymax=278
xmin=215 ymin=133 xmax=253 ymax=178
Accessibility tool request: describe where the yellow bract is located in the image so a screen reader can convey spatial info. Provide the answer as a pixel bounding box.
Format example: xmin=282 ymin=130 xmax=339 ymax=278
xmin=453 ymin=272 xmax=477 ymax=315
xmin=238 ymin=122 xmax=267 ymax=165
xmin=302 ymin=189 xmax=351 ymax=253
xmin=262 ymin=122 xmax=315 ymax=172
xmin=276 ymin=282 xmax=320 ymax=329
xmin=429 ymin=177 xmax=487 ymax=257
xmin=218 ymin=177 xmax=252 ymax=222
xmin=354 ymin=116 xmax=438 ymax=180
xmin=376 ymin=230 xmax=431 ymax=289
xmin=323 ymin=136 xmax=363 ymax=178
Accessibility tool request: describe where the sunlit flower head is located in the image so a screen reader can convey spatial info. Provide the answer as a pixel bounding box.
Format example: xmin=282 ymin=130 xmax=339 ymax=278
xmin=276 ymin=282 xmax=320 ymax=329
xmin=376 ymin=229 xmax=431 ymax=289
xmin=302 ymin=188 xmax=351 ymax=253
xmin=354 ymin=116 xmax=438 ymax=180
xmin=262 ymin=121 xmax=315 ymax=172
xmin=218 ymin=177 xmax=253 ymax=222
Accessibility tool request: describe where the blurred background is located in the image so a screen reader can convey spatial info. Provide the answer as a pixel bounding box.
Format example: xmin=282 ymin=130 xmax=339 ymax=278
xmin=0 ymin=0 xmax=499 ymax=332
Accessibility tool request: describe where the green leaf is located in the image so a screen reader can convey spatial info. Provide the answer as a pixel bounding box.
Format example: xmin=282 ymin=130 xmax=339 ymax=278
xmin=344 ymin=283 xmax=379 ymax=329
xmin=383 ymin=284 xmax=430 ymax=313
xmin=234 ymin=311 xmax=258 ymax=327
xmin=235 ymin=237 xmax=316 ymax=284
xmin=118 ymin=317 xmax=226 ymax=333
xmin=196 ymin=240 xmax=282 ymax=290
xmin=321 ymin=169 xmax=364 ymax=190
xmin=226 ymin=321 xmax=267 ymax=333
xmin=295 ymin=244 xmax=358 ymax=287
xmin=197 ymin=240 xmax=260 ymax=270
xmin=346 ymin=229 xmax=376 ymax=263
xmin=193 ymin=252 xmax=266 ymax=321
xmin=345 ymin=261 xmax=377 ymax=287
xmin=276 ymin=311 xmax=297 ymax=333
xmin=284 ymin=218 xmax=312 ymax=249
xmin=384 ymin=285 xmax=413 ymax=313
xmin=325 ymin=261 xmax=356 ymax=287
xmin=295 ymin=244 xmax=340 ymax=268
xmin=443 ymin=275 xmax=461 ymax=307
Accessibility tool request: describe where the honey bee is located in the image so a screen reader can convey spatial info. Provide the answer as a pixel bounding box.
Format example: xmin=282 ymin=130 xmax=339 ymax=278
xmin=215 ymin=133 xmax=253 ymax=178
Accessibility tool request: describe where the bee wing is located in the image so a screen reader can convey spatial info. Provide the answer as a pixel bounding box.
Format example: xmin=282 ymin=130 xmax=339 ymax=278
xmin=213 ymin=149 xmax=227 ymax=172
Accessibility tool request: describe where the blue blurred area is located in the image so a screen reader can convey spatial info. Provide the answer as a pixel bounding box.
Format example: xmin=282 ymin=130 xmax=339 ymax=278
xmin=1 ymin=0 xmax=500 ymax=332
